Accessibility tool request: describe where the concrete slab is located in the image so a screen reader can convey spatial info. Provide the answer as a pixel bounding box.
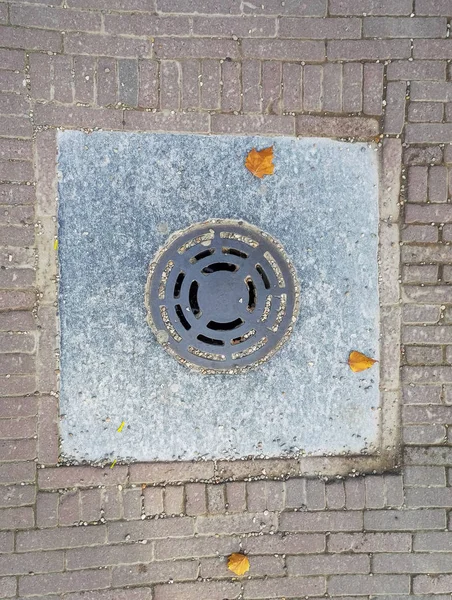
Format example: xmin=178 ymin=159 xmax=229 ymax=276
xmin=57 ymin=131 xmax=380 ymax=462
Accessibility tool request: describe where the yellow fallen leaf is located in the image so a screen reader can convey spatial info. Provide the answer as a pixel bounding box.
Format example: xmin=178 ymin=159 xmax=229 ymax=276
xmin=110 ymin=459 xmax=117 ymax=469
xmin=245 ymin=146 xmax=274 ymax=179
xmin=53 ymin=239 xmax=58 ymax=250
xmin=348 ymin=351 xmax=377 ymax=373
xmin=117 ymin=421 xmax=125 ymax=432
xmin=227 ymin=553 xmax=250 ymax=576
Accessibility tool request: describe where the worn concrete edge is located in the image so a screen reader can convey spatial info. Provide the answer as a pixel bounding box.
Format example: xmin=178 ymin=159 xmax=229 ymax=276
xmin=38 ymin=123 xmax=402 ymax=480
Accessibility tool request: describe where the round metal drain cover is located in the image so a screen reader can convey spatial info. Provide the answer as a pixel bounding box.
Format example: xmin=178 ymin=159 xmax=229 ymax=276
xmin=145 ymin=219 xmax=299 ymax=373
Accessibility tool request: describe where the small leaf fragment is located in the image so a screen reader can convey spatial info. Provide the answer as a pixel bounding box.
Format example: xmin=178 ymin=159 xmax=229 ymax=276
xmin=348 ymin=351 xmax=377 ymax=373
xmin=110 ymin=459 xmax=117 ymax=469
xmin=227 ymin=553 xmax=250 ymax=576
xmin=117 ymin=421 xmax=125 ymax=432
xmin=245 ymin=146 xmax=274 ymax=179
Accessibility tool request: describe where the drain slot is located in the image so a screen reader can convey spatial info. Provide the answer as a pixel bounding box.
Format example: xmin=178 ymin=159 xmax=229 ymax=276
xmin=223 ymin=247 xmax=248 ymax=259
xmin=202 ymin=262 xmax=238 ymax=274
xmin=190 ymin=249 xmax=215 ymax=263
xmin=207 ymin=318 xmax=243 ymax=331
xmin=173 ymin=272 xmax=185 ymax=299
xmin=197 ymin=334 xmax=224 ymax=346
xmin=175 ymin=304 xmax=191 ymax=330
xmin=189 ymin=281 xmax=201 ymax=317
xmin=245 ymin=277 xmax=257 ymax=312
xmin=256 ymin=264 xmax=271 ymax=289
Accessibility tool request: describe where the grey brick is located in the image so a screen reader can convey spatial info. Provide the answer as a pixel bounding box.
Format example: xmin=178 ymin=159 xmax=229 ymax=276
xmin=118 ymin=59 xmax=138 ymax=107
xmin=112 ymin=560 xmax=197 ymax=587
xmin=374 ymin=552 xmax=452 ymax=573
xmin=329 ymin=575 xmax=410 ymax=596
xmin=281 ymin=511 xmax=363 ymax=532
xmin=364 ymin=16 xmax=446 ymax=37
xmin=108 ymin=517 xmax=194 ymax=542
xmin=242 ymin=39 xmax=325 ymax=61
xmin=388 ymin=60 xmax=446 ymax=80
xmin=415 ymin=532 xmax=452 ymax=551
xmin=328 ymin=40 xmax=411 ymax=60
xmin=244 ymin=577 xmax=324 ymax=599
xmin=19 ymin=569 xmax=111 ymax=597
xmin=287 ymin=554 xmax=370 ymax=575
xmin=330 ymin=0 xmax=412 ymax=15
xmin=328 ymin=532 xmax=411 ymax=553
xmin=365 ymin=509 xmax=446 ymax=530
xmin=404 ymin=466 xmax=446 ymax=486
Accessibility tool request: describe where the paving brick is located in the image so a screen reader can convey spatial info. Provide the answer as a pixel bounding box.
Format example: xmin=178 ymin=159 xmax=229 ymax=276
xmin=288 ymin=554 xmax=369 ymax=575
xmin=388 ymin=60 xmax=446 ymax=80
xmin=19 ymin=569 xmax=111 ymax=597
xmin=212 ymin=114 xmax=294 ymax=135
xmin=108 ymin=517 xmax=194 ymax=542
xmin=154 ymin=581 xmax=241 ymax=600
xmin=64 ymin=590 xmax=152 ymax=600
xmin=67 ymin=543 xmax=154 ymax=571
xmin=123 ymin=111 xmax=209 ymax=133
xmin=384 ymin=81 xmax=406 ymax=134
xmin=201 ymin=59 xmax=220 ymax=110
xmin=281 ymin=511 xmax=363 ymax=532
xmin=200 ymin=554 xmax=284 ymax=579
xmin=181 ymin=60 xmax=200 ymax=110
xmin=0 ymin=462 xmax=35 ymax=485
xmin=404 ymin=346 xmax=442 ymax=365
xmin=138 ymin=60 xmax=158 ymax=109
xmin=242 ymin=39 xmax=325 ymax=61
xmin=403 ymin=265 xmax=438 ymax=283
xmin=362 ymin=62 xmax=384 ymax=115
xmin=38 ymin=466 xmax=128 ymax=489
xmin=0 ymin=25 xmax=62 ymax=52
xmin=406 ymin=203 xmax=452 ymax=223
xmin=404 ymin=424 xmax=446 ymax=445
xmin=403 ymin=405 xmax=452 ymax=424
xmin=68 ymin=0 xmax=153 ymax=8
xmin=154 ymin=38 xmax=238 ymax=59
xmin=105 ymin=13 xmax=189 ymax=37
xmin=0 ymin=116 xmax=32 ymax=139
xmin=185 ymin=483 xmax=206 ymax=516
xmin=408 ymin=102 xmax=443 ymax=122
xmin=365 ymin=508 xmax=446 ymax=530
xmin=122 ymin=488 xmax=142 ymax=520
xmin=0 ymin=49 xmax=25 ymax=71
xmin=165 ymin=485 xmax=184 ymax=515
xmin=416 ymin=0 xmax=452 ymax=15
xmin=375 ymin=552 xmax=452 ymax=573
xmin=403 ymin=365 xmax=452 ymax=383
xmin=305 ymin=479 xmax=325 ymax=509
xmin=59 ymin=491 xmax=80 ymax=526
xmin=0 ymin=578 xmax=15 ymax=598
xmin=160 ymin=60 xmax=181 ymax=110
xmin=0 ymin=549 xmax=63 ymax=576
xmin=242 ymin=532 xmax=325 ymax=555
xmin=285 ymin=478 xmax=306 ymax=509
xmin=206 ymin=484 xmax=225 ymax=514
xmin=296 ymin=115 xmax=378 ymax=138
xmin=0 ymin=374 xmax=35 ymax=396
xmin=73 ymin=56 xmax=96 ymax=104
xmin=36 ymin=492 xmax=59 ymax=528
xmin=197 ymin=512 xmax=276 ymax=535
xmin=414 ymin=39 xmax=452 ymax=58
xmin=10 ymin=5 xmax=101 ymax=31
xmin=329 ymin=532 xmax=411 ymax=553
xmin=65 ymin=32 xmax=150 ymax=58
xmin=344 ymin=478 xmax=365 ymax=509
xmin=244 ymin=577 xmax=324 ymax=599
xmin=243 ymin=0 xmax=326 ymax=15
xmin=322 ymin=62 xmax=342 ymax=113
xmin=156 ymin=0 xmax=238 ymax=13
xmin=405 ymin=487 xmax=452 ymax=507
xmin=34 ymin=104 xmax=123 ymax=130
xmin=0 ymin=161 xmax=33 ymax=182
xmin=0 ymin=205 xmax=34 ymax=227
xmin=404 ymin=466 xmax=446 ymax=486
xmin=80 ymin=489 xmax=102 ymax=523
xmin=156 ymin=534 xmax=238 ymax=560
xmin=113 ymin=560 xmax=197 ymax=587
xmin=402 ymin=224 xmax=438 ymax=243
xmin=329 ymin=575 xmax=410 ymax=596
xmin=97 ymin=58 xmax=117 ymax=107
xmin=0 ymin=532 xmax=13 ymax=554
xmin=342 ymin=62 xmax=362 ymax=112
xmin=403 ymin=325 xmax=452 ymax=344
xmin=364 ymin=476 xmax=385 ymax=508
xmin=280 ymin=17 xmax=361 ymax=39
xmin=404 ymin=145 xmax=443 ymax=165
xmin=364 ymin=16 xmax=446 ymax=37
xmin=328 ymin=40 xmax=411 ymax=60
xmin=0 ymin=506 xmax=33 ymax=529
xmin=194 ymin=15 xmax=275 ymax=37
xmin=330 ymin=0 xmax=412 ymax=14
xmin=143 ymin=487 xmax=164 ymax=516
xmin=303 ymin=64 xmax=323 ymax=112
xmin=221 ymin=60 xmax=241 ymax=112
xmin=0 ymin=332 xmax=35 ymax=353
xmin=17 ymin=525 xmax=107 ymax=551
xmin=414 ymin=574 xmax=452 ymax=594
xmin=0 ymin=418 xmax=36 ymax=441
xmin=0 ymin=397 xmax=37 ymax=418
xmin=225 ymin=481 xmax=246 ymax=512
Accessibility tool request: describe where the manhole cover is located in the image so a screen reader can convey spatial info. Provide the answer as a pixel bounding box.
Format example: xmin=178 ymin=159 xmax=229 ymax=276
xmin=145 ymin=219 xmax=300 ymax=373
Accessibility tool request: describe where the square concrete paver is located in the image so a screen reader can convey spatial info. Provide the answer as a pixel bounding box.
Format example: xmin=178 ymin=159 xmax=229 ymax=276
xmin=57 ymin=131 xmax=380 ymax=462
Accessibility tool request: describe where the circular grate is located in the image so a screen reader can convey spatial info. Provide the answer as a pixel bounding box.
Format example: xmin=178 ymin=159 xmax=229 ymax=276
xmin=145 ymin=219 xmax=300 ymax=373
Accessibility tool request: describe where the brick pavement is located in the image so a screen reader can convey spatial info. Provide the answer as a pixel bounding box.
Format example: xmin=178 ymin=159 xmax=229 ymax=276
xmin=1 ymin=0 xmax=452 ymax=598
